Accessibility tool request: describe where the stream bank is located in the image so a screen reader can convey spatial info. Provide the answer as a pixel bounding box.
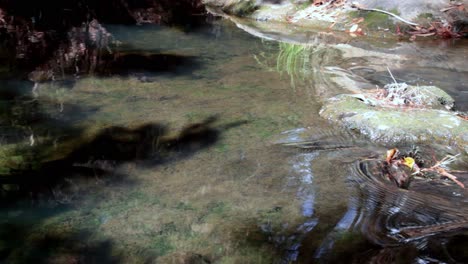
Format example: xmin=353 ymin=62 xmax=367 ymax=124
xmin=204 ymin=0 xmax=468 ymax=39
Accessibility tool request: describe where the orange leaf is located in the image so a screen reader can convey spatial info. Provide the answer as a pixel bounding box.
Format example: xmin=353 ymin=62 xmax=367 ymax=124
xmin=386 ymin=148 xmax=398 ymax=164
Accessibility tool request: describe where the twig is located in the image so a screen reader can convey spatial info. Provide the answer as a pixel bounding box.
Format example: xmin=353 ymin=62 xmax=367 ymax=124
xmin=440 ymin=4 xmax=463 ymax=13
xmin=439 ymin=154 xmax=460 ymax=167
xmin=351 ymin=2 xmax=419 ymax=26
xmin=437 ymin=168 xmax=465 ymax=188
xmin=386 ymin=67 xmax=398 ymax=84
xmin=418 ymin=154 xmax=465 ymax=188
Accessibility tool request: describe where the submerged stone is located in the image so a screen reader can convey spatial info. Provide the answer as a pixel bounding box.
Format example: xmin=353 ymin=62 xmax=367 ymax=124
xmin=319 ymin=88 xmax=468 ymax=153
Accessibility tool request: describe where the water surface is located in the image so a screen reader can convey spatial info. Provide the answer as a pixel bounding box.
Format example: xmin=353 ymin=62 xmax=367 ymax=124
xmin=1 ymin=17 xmax=467 ymax=263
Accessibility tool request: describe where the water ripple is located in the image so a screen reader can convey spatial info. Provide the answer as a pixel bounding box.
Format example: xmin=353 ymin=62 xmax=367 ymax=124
xmin=349 ymin=159 xmax=468 ymax=247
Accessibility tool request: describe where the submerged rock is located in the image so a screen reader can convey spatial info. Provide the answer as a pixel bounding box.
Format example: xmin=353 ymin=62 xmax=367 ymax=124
xmin=319 ymin=86 xmax=468 ymax=153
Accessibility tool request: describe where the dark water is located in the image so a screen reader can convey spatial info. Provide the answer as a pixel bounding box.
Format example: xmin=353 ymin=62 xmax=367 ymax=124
xmin=0 ymin=16 xmax=467 ymax=263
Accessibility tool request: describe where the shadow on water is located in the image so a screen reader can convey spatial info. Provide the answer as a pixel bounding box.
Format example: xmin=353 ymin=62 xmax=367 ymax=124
xmin=0 ymin=7 xmax=245 ymax=262
xmin=97 ymin=53 xmax=201 ymax=78
xmin=0 ymin=0 xmax=213 ymax=91
xmin=1 ymin=115 xmax=248 ymax=204
xmin=0 ymin=114 xmax=248 ymax=262
xmin=0 ymin=75 xmax=248 ymax=261
xmin=0 ymin=226 xmax=122 ymax=264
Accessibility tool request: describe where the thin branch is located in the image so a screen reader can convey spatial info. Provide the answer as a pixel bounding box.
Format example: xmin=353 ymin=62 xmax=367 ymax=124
xmin=386 ymin=67 xmax=398 ymax=84
xmin=351 ymin=2 xmax=419 ymax=26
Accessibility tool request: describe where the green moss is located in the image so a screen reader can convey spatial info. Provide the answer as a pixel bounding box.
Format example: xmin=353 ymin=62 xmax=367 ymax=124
xmin=256 ymin=207 xmax=285 ymax=232
xmin=0 ymin=143 xmax=41 ymax=175
xmin=347 ymin=7 xmax=401 ymax=31
xmin=149 ymin=236 xmax=173 ymax=256
xmin=218 ymin=248 xmax=274 ymax=264
xmin=127 ymin=190 xmax=151 ymax=202
xmin=416 ymin=12 xmax=435 ymax=24
xmin=215 ymin=143 xmax=229 ymax=153
xmin=320 ymin=94 xmax=468 ymax=152
xmin=418 ymin=13 xmax=433 ymax=19
xmin=296 ymin=1 xmax=312 ymax=10
xmin=207 ymin=201 xmax=229 ymax=216
xmin=389 ymin=8 xmax=400 ymax=16
xmin=175 ymin=201 xmax=195 ymax=211
xmin=362 ymin=10 xmax=394 ymax=29
xmin=347 ymin=10 xmax=361 ymax=19
xmin=185 ymin=111 xmax=204 ymax=122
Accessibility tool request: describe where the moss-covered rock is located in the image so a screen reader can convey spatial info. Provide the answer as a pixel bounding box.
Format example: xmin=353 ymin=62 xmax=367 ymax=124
xmin=319 ymin=90 xmax=468 ymax=153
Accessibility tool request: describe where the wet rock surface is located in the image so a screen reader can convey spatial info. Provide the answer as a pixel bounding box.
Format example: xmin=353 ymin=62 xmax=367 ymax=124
xmin=356 ymin=0 xmax=457 ymax=20
xmin=205 ymin=0 xmax=468 ymax=38
xmin=319 ymin=86 xmax=468 ymax=153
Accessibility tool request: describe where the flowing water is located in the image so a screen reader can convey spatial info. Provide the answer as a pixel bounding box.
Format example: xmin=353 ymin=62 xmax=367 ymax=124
xmin=0 ymin=16 xmax=467 ymax=263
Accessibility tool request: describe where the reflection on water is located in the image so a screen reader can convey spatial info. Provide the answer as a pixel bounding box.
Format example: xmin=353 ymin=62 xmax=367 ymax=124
xmin=1 ymin=15 xmax=468 ymax=264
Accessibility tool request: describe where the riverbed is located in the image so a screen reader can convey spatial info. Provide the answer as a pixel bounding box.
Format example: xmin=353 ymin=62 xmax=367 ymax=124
xmin=0 ymin=16 xmax=467 ymax=263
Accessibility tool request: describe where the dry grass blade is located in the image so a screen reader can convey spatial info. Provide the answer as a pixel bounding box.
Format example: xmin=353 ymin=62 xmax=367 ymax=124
xmin=439 ymin=154 xmax=460 ymax=168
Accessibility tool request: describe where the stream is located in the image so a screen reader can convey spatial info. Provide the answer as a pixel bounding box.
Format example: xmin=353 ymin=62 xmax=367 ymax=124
xmin=0 ymin=14 xmax=467 ymax=264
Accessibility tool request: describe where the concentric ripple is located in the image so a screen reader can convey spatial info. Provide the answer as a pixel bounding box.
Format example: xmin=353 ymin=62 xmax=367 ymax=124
xmin=349 ymin=159 xmax=468 ymax=247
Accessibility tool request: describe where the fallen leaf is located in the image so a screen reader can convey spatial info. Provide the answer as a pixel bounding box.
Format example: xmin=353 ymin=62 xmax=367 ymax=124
xmin=386 ymin=148 xmax=399 ymax=164
xmin=402 ymin=157 xmax=415 ymax=169
xmin=457 ymin=113 xmax=468 ymax=120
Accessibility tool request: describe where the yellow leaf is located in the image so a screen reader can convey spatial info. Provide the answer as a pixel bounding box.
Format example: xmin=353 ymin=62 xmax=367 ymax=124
xmin=402 ymin=157 xmax=415 ymax=169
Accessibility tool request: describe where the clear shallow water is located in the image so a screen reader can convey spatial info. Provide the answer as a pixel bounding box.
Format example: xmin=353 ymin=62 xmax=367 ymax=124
xmin=0 ymin=18 xmax=467 ymax=263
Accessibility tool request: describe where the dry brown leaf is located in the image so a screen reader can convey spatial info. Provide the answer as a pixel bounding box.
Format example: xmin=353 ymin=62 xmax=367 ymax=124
xmin=386 ymin=148 xmax=398 ymax=164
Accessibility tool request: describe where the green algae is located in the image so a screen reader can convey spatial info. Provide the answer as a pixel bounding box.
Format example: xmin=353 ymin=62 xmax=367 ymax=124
xmin=360 ymin=9 xmax=396 ymax=30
